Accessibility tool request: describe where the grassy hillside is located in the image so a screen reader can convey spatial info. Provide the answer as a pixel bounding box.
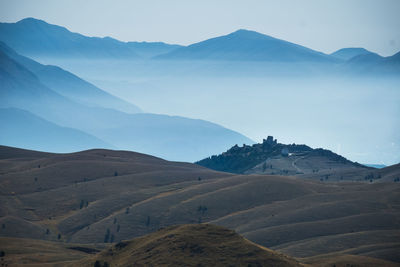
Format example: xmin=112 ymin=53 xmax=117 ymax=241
xmin=0 ymin=146 xmax=399 ymax=265
xmin=77 ymin=224 xmax=302 ymax=267
xmin=196 ymin=136 xmax=376 ymax=182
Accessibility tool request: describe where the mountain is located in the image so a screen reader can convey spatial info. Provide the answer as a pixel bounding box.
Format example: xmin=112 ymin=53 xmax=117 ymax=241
xmin=344 ymin=51 xmax=400 ymax=74
xmin=196 ymin=136 xmax=369 ymax=179
xmin=0 ymin=108 xmax=112 ymax=152
xmin=0 ymin=41 xmax=141 ymax=114
xmin=155 ymin=29 xmax=335 ymax=62
xmin=0 ymin=43 xmax=252 ymax=161
xmin=0 ymin=18 xmax=181 ymax=59
xmin=0 ymin=146 xmax=399 ymax=265
xmin=330 ymin=47 xmax=378 ymax=61
xmin=127 ymin=41 xmax=182 ymax=58
xmin=77 ymin=224 xmax=302 ymax=267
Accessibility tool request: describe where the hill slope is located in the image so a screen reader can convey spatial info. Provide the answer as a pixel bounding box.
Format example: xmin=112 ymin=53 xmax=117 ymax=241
xmin=0 ymin=146 xmax=399 ymax=264
xmin=0 ymin=41 xmax=141 ymax=114
xmin=156 ymin=29 xmax=334 ymax=62
xmin=78 ymin=224 xmax=302 ymax=267
xmin=196 ymin=136 xmax=371 ymax=181
xmin=0 ymin=108 xmax=112 ymax=152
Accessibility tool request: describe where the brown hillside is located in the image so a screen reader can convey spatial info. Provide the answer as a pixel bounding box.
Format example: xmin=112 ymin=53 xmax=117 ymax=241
xmin=77 ymin=224 xmax=302 ymax=267
xmin=0 ymin=145 xmax=399 ymax=265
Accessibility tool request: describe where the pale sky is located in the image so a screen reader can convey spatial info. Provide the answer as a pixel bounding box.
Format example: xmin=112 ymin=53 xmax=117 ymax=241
xmin=1 ymin=0 xmax=400 ymax=56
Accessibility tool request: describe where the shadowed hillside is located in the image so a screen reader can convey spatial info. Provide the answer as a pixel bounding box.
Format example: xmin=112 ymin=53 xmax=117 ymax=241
xmin=0 ymin=146 xmax=399 ymax=265
xmin=195 ymin=136 xmax=380 ymax=182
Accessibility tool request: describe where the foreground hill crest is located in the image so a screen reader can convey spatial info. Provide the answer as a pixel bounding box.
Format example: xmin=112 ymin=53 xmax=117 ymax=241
xmin=77 ymin=224 xmax=302 ymax=267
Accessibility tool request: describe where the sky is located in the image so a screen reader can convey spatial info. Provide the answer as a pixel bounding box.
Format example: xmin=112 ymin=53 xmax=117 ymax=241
xmin=1 ymin=0 xmax=400 ymax=56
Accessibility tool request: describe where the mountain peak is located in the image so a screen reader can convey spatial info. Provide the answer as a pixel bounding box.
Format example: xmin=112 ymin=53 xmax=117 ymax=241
xmin=156 ymin=29 xmax=332 ymax=62
xmin=17 ymin=17 xmax=48 ymax=25
xmin=228 ymin=29 xmax=274 ymax=40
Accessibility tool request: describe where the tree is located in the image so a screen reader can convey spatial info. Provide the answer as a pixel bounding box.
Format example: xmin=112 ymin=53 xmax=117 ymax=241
xmin=57 ymin=233 xmax=61 ymax=240
xmin=104 ymin=228 xmax=110 ymax=243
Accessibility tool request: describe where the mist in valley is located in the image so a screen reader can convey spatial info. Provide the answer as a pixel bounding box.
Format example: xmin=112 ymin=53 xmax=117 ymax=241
xmin=35 ymin=57 xmax=400 ymax=165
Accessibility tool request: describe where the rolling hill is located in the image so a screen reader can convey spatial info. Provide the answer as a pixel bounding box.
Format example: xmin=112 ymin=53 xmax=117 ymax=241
xmin=0 ymin=42 xmax=253 ymax=161
xmin=155 ymin=29 xmax=335 ymax=62
xmin=76 ymin=224 xmax=302 ymax=267
xmin=0 ymin=146 xmax=399 ymax=265
xmin=195 ymin=136 xmax=378 ymax=182
xmin=0 ymin=18 xmax=181 ymax=59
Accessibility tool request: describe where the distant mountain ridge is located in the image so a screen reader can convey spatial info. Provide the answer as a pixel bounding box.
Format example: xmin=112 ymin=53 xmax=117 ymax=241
xmin=0 ymin=42 xmax=253 ymax=161
xmin=0 ymin=40 xmax=141 ymax=114
xmin=0 ymin=108 xmax=113 ymax=152
xmin=156 ymin=29 xmax=335 ymax=62
xmin=0 ymin=18 xmax=181 ymax=59
xmin=330 ymin=47 xmax=378 ymax=61
xmin=1 ymin=18 xmax=399 ymax=75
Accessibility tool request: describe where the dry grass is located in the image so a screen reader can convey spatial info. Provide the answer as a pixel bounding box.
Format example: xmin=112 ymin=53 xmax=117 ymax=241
xmin=1 ymin=145 xmax=399 ymax=265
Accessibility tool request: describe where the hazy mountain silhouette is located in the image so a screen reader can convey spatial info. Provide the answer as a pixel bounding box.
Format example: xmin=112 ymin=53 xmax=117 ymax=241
xmin=155 ymin=29 xmax=335 ymax=62
xmin=0 ymin=43 xmax=252 ymax=161
xmin=0 ymin=18 xmax=180 ymax=59
xmin=330 ymin=48 xmax=378 ymax=61
xmin=0 ymin=41 xmax=141 ymax=113
xmin=127 ymin=41 xmax=182 ymax=58
xmin=0 ymin=108 xmax=112 ymax=152
xmin=344 ymin=50 xmax=400 ymax=74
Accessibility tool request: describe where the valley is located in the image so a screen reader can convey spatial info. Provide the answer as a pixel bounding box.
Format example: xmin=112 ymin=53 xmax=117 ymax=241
xmin=0 ymin=11 xmax=399 ymax=267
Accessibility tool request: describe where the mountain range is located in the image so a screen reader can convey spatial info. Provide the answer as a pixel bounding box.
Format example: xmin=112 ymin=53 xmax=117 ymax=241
xmin=1 ymin=18 xmax=399 ymax=68
xmin=0 ymin=18 xmax=181 ymax=59
xmin=0 ymin=41 xmax=252 ymax=161
xmin=155 ymin=29 xmax=335 ymax=62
